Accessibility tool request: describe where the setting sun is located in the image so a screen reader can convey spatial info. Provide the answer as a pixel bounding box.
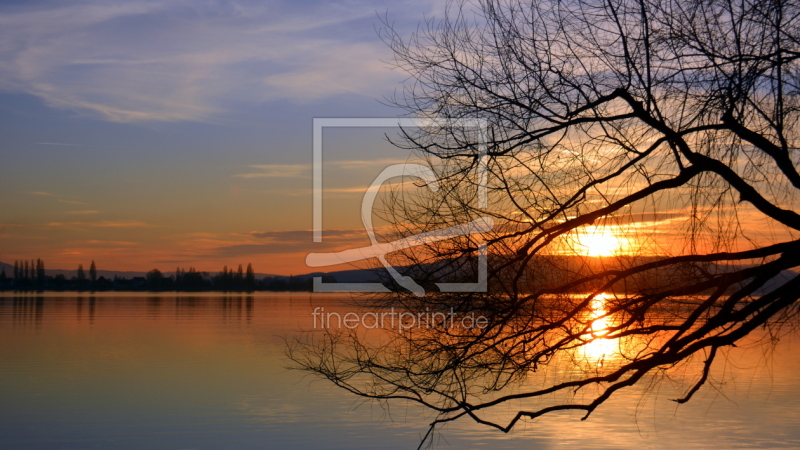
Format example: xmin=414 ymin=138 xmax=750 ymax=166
xmin=575 ymin=226 xmax=627 ymax=257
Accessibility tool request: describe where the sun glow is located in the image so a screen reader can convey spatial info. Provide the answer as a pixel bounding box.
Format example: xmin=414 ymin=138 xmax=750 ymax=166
xmin=575 ymin=226 xmax=627 ymax=257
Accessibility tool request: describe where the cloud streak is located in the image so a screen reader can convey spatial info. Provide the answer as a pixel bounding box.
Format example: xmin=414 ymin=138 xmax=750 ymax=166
xmin=233 ymin=164 xmax=309 ymax=179
xmin=48 ymin=220 xmax=151 ymax=228
xmin=0 ymin=0 xmax=429 ymax=123
xmin=36 ymin=142 xmax=90 ymax=147
xmin=207 ymin=228 xmax=370 ymax=257
xmin=64 ymin=210 xmax=99 ymax=215
xmin=232 ymin=159 xmax=413 ymax=179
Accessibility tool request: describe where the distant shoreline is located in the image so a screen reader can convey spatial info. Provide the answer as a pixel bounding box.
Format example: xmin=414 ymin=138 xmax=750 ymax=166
xmin=0 ymin=290 xmax=357 ymax=297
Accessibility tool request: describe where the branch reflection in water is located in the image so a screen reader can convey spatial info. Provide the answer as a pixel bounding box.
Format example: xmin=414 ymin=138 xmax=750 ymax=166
xmin=290 ymin=287 xmax=799 ymax=448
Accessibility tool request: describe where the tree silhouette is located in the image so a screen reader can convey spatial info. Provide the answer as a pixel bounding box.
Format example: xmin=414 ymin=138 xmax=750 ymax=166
xmin=181 ymin=267 xmax=206 ymax=290
xmin=146 ymin=269 xmax=164 ymax=290
xmin=216 ymin=265 xmax=230 ymax=290
xmin=34 ymin=259 xmax=44 ymax=287
xmin=292 ymin=0 xmax=800 ymax=444
xmin=89 ymin=260 xmax=97 ymax=284
xmin=235 ymin=264 xmax=244 ymax=290
xmin=245 ymin=263 xmax=255 ymax=291
xmin=54 ymin=273 xmax=66 ymax=288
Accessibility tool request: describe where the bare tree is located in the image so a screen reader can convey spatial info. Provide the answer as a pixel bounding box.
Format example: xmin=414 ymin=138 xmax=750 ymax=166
xmin=291 ymin=0 xmax=800 ymax=446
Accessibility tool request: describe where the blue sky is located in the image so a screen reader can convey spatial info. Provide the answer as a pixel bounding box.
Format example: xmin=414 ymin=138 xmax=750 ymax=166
xmin=0 ymin=0 xmax=446 ymax=274
xmin=0 ymin=0 xmax=433 ymax=122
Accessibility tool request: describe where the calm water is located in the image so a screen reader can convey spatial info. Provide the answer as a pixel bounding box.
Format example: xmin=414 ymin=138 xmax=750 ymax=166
xmin=1 ymin=293 xmax=799 ymax=449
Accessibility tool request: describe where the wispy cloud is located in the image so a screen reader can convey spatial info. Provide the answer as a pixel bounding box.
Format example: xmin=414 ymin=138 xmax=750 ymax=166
xmin=29 ymin=191 xmax=87 ymax=205
xmin=595 ymin=213 xmax=688 ymax=227
xmin=205 ymin=228 xmax=372 ymax=257
xmin=48 ymin=220 xmax=151 ymax=228
xmin=323 ymin=187 xmax=372 ymax=193
xmin=233 ymin=159 xmax=413 ymax=179
xmin=0 ymin=0 xmax=430 ymax=123
xmin=329 ymin=158 xmax=413 ymax=170
xmin=248 ymin=228 xmax=366 ymax=242
xmin=36 ymin=142 xmax=89 ymax=147
xmin=78 ymin=240 xmax=139 ymax=246
xmin=64 ymin=210 xmax=99 ymax=215
xmin=87 ymin=220 xmax=151 ymax=228
xmin=233 ymin=164 xmax=309 ymax=179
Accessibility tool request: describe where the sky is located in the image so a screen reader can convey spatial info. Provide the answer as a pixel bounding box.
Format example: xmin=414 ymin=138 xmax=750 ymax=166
xmin=0 ymin=0 xmax=450 ymax=275
xmin=1 ymin=0 xmax=796 ymax=277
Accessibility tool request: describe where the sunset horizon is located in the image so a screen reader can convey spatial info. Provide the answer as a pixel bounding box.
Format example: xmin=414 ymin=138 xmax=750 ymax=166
xmin=3 ymin=0 xmax=800 ymax=449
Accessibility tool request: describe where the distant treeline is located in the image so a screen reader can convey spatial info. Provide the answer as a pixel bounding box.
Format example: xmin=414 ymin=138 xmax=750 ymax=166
xmin=0 ymin=259 xmax=336 ymax=292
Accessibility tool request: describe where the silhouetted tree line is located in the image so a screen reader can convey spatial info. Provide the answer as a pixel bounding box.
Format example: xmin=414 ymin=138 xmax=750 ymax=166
xmin=5 ymin=259 xmax=50 ymax=289
xmin=0 ymin=259 xmax=333 ymax=292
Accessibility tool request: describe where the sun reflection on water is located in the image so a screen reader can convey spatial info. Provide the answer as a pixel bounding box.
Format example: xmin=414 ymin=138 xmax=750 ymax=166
xmin=581 ymin=293 xmax=618 ymax=364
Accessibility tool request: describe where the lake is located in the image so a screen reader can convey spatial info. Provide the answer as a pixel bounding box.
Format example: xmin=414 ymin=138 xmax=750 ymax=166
xmin=1 ymin=293 xmax=799 ymax=449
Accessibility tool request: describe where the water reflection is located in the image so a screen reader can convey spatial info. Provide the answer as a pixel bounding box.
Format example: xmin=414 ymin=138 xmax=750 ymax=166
xmin=174 ymin=295 xmax=206 ymax=316
xmin=146 ymin=296 xmax=162 ymax=318
xmin=1 ymin=293 xmax=799 ymax=449
xmin=88 ymin=296 xmax=96 ymax=323
xmin=580 ymin=293 xmax=617 ymax=365
xmin=292 ymin=290 xmax=800 ymax=447
xmin=220 ymin=295 xmax=255 ymax=323
xmin=10 ymin=296 xmax=44 ymax=328
xmin=2 ymin=293 xmax=441 ymax=450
